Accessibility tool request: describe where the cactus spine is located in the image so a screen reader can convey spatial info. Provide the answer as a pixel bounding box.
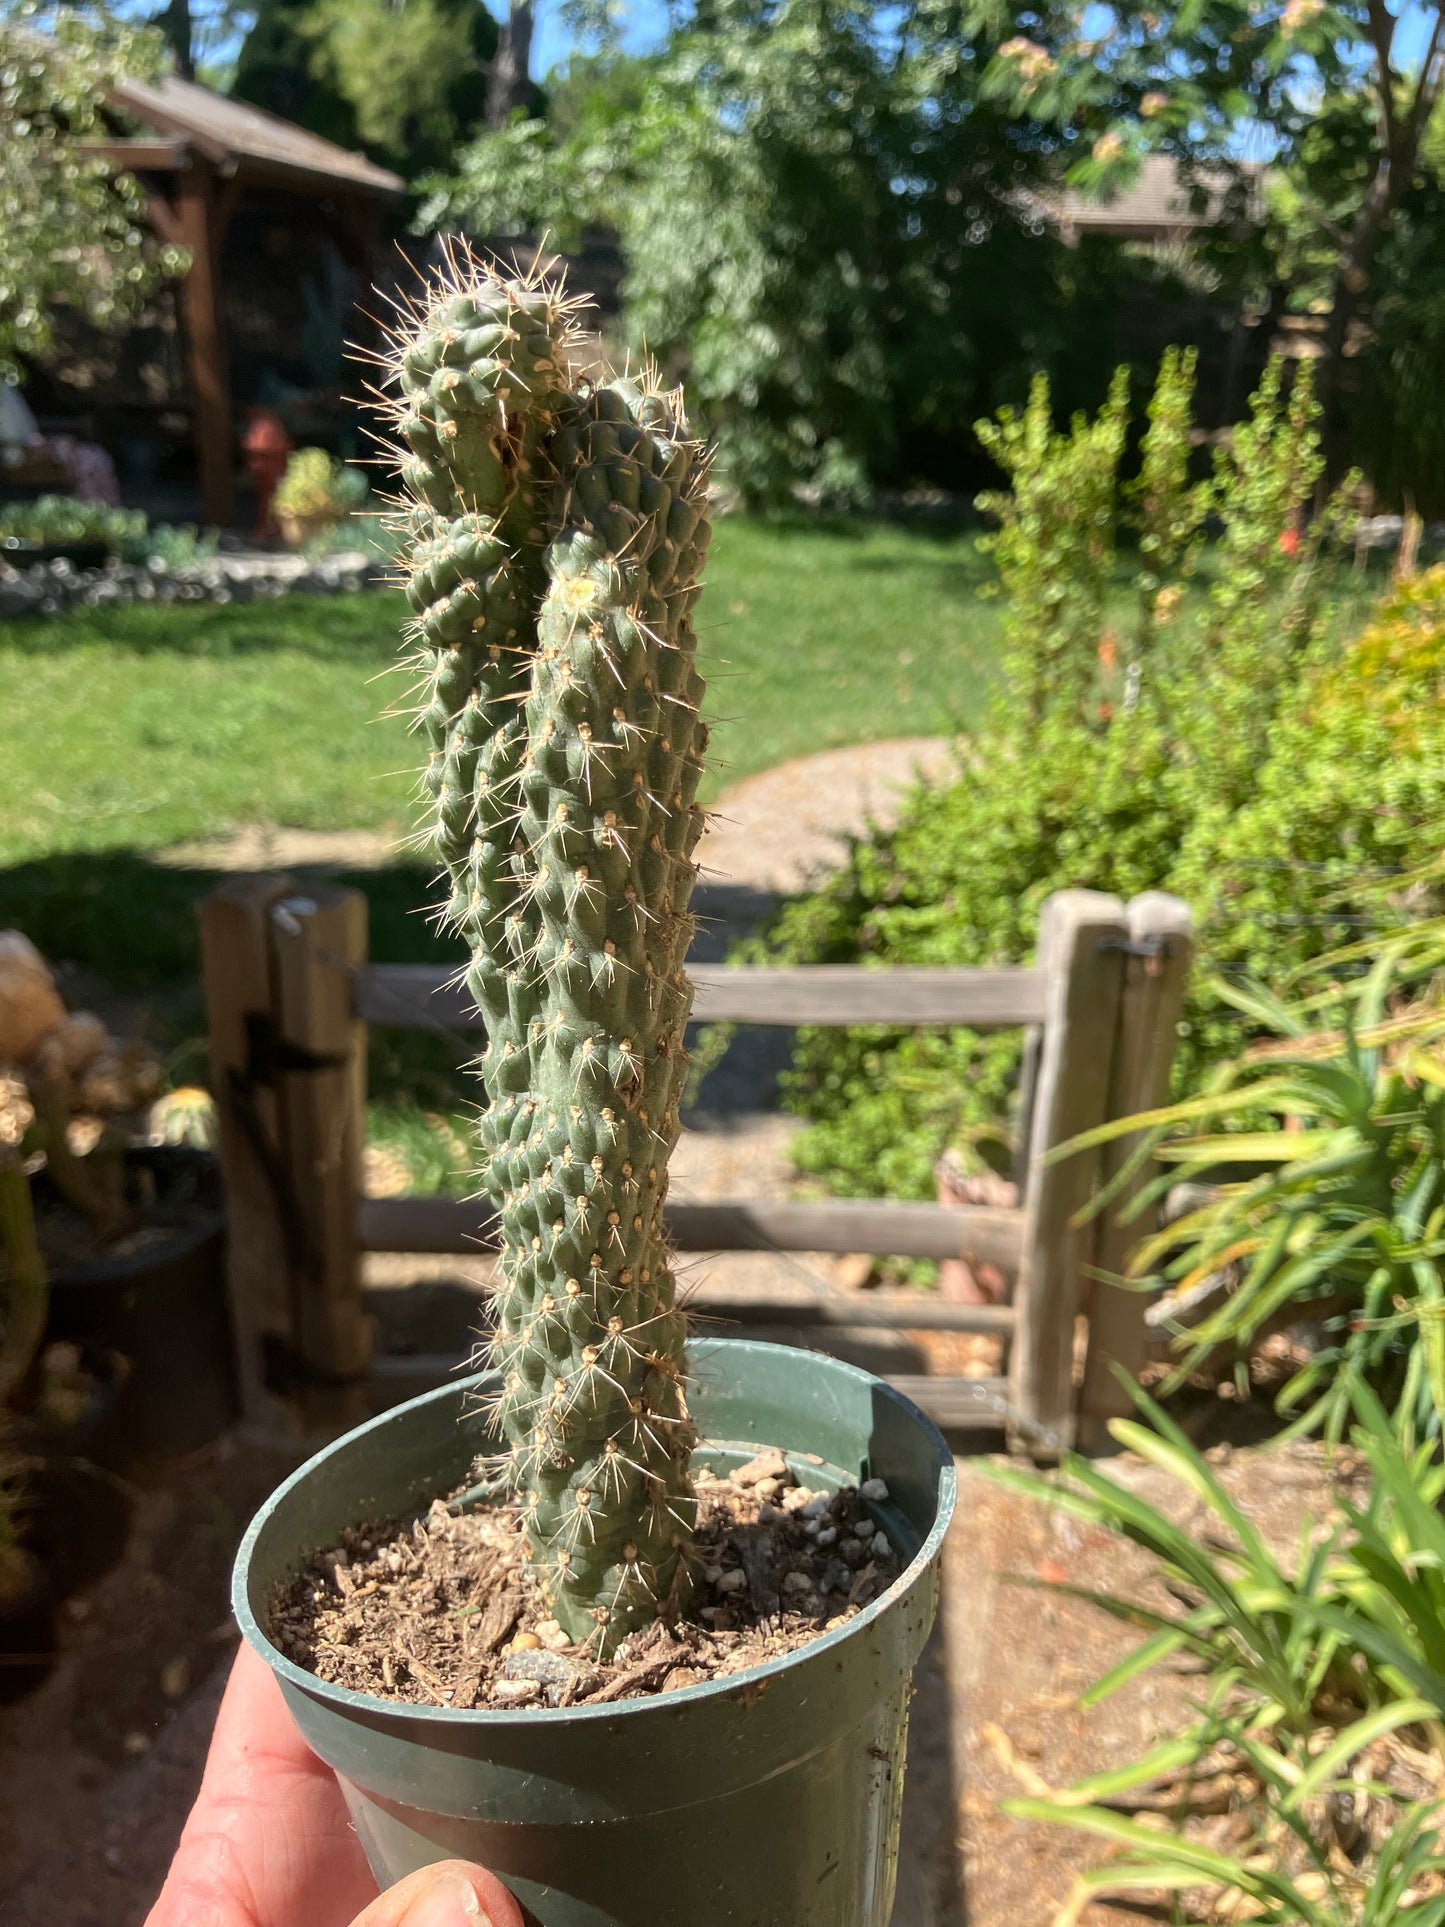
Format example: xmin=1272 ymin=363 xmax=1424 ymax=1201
xmin=381 ymin=255 xmax=711 ymax=1653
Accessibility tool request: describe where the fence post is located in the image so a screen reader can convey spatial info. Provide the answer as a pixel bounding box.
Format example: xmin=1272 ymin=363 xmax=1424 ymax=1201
xmin=269 ymin=885 xmax=373 ymax=1429
xmin=1007 ymin=889 xmax=1129 ymax=1453
xmin=199 ymin=873 xmax=299 ymax=1431
xmin=1075 ymin=892 xmax=1193 ymax=1448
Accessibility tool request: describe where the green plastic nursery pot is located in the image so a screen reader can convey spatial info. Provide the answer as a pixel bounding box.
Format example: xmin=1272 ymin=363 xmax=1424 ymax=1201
xmin=234 ymin=1338 xmax=956 ymax=1927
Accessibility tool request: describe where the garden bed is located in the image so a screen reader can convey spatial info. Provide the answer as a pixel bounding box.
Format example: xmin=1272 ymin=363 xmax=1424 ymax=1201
xmin=0 ymin=549 xmax=382 ymax=619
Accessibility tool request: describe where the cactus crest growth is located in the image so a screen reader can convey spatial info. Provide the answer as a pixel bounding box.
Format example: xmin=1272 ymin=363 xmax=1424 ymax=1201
xmin=378 ymin=250 xmax=711 ymax=1653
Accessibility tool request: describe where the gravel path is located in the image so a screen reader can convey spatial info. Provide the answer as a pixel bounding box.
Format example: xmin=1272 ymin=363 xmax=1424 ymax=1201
xmin=700 ymin=735 xmax=954 ymax=898
xmin=158 ymin=735 xmax=954 ymax=891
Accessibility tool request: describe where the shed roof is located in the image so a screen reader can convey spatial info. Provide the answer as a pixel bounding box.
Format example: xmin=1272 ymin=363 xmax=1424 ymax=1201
xmin=110 ymin=72 xmax=404 ymax=199
xmin=1046 ymin=155 xmax=1264 ymax=239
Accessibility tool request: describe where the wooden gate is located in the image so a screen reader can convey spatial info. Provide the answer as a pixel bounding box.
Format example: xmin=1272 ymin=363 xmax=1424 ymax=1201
xmin=200 ymin=881 xmax=1191 ymax=1453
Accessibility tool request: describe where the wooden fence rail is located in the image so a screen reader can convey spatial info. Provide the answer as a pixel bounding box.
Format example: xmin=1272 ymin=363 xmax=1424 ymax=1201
xmin=201 ymin=882 xmax=1191 ymax=1451
xmin=355 ymin=962 xmax=1050 ymax=1032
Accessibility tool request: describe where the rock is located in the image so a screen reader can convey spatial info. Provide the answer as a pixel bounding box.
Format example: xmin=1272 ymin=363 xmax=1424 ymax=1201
xmin=714 ymin=1568 xmax=748 ymax=1594
xmin=859 ymin=1478 xmax=890 ymax=1503
xmin=0 ymin=546 xmax=388 ymax=624
xmin=781 ymin=1571 xmax=813 ymax=1595
xmin=502 ymin=1648 xmax=601 ymax=1706
xmin=733 ymin=1449 xmax=789 ymax=1489
xmin=0 ymin=931 xmax=64 ymax=1060
xmin=492 ymin=1678 xmax=542 ymax=1705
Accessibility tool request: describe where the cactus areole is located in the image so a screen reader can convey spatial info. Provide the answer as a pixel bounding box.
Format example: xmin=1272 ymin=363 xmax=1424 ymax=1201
xmin=382 ymin=257 xmax=711 ymax=1655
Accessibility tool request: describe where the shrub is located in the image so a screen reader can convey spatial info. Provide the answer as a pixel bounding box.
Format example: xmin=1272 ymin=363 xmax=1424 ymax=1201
xmin=0 ymin=495 xmax=146 ymax=557
xmin=992 ymin=1379 xmax=1445 ymax=1922
xmin=1062 ymin=924 xmax=1445 ymax=1438
xmin=755 ymin=355 xmax=1445 ymax=1205
xmin=273 ymin=448 xmax=368 ymax=524
xmin=1310 ymin=563 xmax=1445 ymax=753
xmin=142 ymin=523 xmax=220 ymax=570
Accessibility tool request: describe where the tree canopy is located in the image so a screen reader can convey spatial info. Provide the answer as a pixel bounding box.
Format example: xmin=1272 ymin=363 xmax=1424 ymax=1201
xmin=230 ymin=0 xmax=498 ymax=177
xmin=424 ymin=0 xmax=1105 ymax=498
xmin=971 ymin=0 xmax=1445 ymax=431
xmin=0 ymin=3 xmax=183 ymax=380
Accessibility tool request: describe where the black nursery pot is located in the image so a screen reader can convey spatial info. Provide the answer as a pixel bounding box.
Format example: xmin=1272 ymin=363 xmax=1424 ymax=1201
xmin=42 ymin=1146 xmax=235 ymax=1462
xmin=234 ymin=1339 xmax=957 ymax=1927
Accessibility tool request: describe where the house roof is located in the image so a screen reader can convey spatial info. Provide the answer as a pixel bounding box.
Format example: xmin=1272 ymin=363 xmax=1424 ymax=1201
xmin=1042 ymin=155 xmax=1265 ymax=241
xmin=108 ymin=72 xmax=404 ymax=200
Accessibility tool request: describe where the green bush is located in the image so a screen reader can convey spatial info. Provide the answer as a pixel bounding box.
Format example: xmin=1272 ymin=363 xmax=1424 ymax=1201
xmin=756 ymin=354 xmax=1445 ymax=1204
xmin=142 ymin=523 xmax=220 ymax=570
xmin=273 ymin=448 xmax=368 ymax=523
xmin=0 ymin=494 xmax=146 ymax=557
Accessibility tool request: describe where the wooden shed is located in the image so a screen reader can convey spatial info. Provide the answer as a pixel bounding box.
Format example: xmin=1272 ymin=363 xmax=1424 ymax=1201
xmin=87 ymin=75 xmax=404 ymax=527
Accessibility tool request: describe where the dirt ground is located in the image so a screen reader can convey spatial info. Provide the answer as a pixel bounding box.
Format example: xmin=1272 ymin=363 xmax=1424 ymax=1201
xmin=0 ymin=1412 xmax=1350 ymax=1927
xmin=0 ymin=1431 xmax=302 ymax=1927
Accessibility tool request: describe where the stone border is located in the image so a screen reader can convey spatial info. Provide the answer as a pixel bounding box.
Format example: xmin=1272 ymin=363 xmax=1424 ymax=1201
xmin=0 ymin=549 xmax=385 ymax=619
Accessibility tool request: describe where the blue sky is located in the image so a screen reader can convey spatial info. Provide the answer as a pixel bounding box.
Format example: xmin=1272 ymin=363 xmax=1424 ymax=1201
xmin=530 ymin=0 xmax=668 ymax=76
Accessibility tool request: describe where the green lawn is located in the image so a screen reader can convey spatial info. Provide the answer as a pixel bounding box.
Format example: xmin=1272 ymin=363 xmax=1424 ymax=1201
xmin=0 ymin=510 xmax=998 ymax=1112
xmin=0 ymin=516 xmax=1389 ymax=1190
xmin=0 ymin=515 xmax=996 ymax=872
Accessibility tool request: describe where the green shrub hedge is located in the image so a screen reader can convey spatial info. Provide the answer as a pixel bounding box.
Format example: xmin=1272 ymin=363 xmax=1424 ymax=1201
xmin=753 ymin=362 xmax=1445 ymax=1205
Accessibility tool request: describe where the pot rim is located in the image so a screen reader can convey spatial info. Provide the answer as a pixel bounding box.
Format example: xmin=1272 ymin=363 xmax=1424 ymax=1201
xmin=234 ymin=1339 xmax=957 ymax=1729
xmin=38 ymin=1144 xmax=224 ymax=1288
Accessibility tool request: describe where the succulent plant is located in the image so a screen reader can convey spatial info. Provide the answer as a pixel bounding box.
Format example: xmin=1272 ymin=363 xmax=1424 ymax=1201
xmin=378 ymin=254 xmax=712 ymax=1654
xmin=0 ymin=933 xmax=167 ymax=1598
xmin=273 ymin=448 xmax=369 ymax=525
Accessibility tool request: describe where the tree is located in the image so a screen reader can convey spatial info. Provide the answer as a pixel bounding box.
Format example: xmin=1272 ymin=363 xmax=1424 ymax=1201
xmin=969 ymin=0 xmax=1445 ymax=450
xmin=231 ymin=0 xmax=498 ymax=177
xmin=485 ymin=0 xmax=537 ymax=127
xmin=153 ymin=0 xmax=194 ymax=76
xmin=423 ymin=0 xmax=1075 ymax=499
xmin=0 ymin=4 xmax=184 ymax=380
xmin=143 ymin=0 xmax=259 ymax=84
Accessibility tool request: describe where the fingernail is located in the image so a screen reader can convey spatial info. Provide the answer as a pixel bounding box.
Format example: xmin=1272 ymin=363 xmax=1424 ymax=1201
xmin=399 ymin=1869 xmax=487 ymax=1926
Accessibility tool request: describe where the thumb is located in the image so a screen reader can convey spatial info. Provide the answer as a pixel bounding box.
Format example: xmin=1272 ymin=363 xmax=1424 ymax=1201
xmin=350 ymin=1859 xmax=526 ymax=1927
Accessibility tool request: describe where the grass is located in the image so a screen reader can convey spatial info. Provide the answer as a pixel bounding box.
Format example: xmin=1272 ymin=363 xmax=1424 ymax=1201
xmin=696 ymin=515 xmax=994 ymax=784
xmin=0 ymin=515 xmax=996 ymax=874
xmin=0 ymin=517 xmax=1396 ymax=1194
xmin=0 ymin=514 xmax=997 ymax=1166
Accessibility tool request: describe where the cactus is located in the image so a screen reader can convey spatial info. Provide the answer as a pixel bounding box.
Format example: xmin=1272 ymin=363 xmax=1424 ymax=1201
xmin=379 ymin=254 xmax=711 ymax=1654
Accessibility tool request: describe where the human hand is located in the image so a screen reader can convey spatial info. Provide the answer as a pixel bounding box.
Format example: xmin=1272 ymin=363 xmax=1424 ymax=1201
xmin=146 ymin=1643 xmax=523 ymax=1927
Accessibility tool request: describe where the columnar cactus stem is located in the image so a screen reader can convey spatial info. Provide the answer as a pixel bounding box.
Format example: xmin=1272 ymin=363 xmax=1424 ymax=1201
xmin=380 ymin=254 xmax=711 ymax=1652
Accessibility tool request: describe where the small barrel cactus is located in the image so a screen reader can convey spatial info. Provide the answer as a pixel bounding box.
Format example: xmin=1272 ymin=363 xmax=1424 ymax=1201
xmin=380 ymin=256 xmax=711 ymax=1654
